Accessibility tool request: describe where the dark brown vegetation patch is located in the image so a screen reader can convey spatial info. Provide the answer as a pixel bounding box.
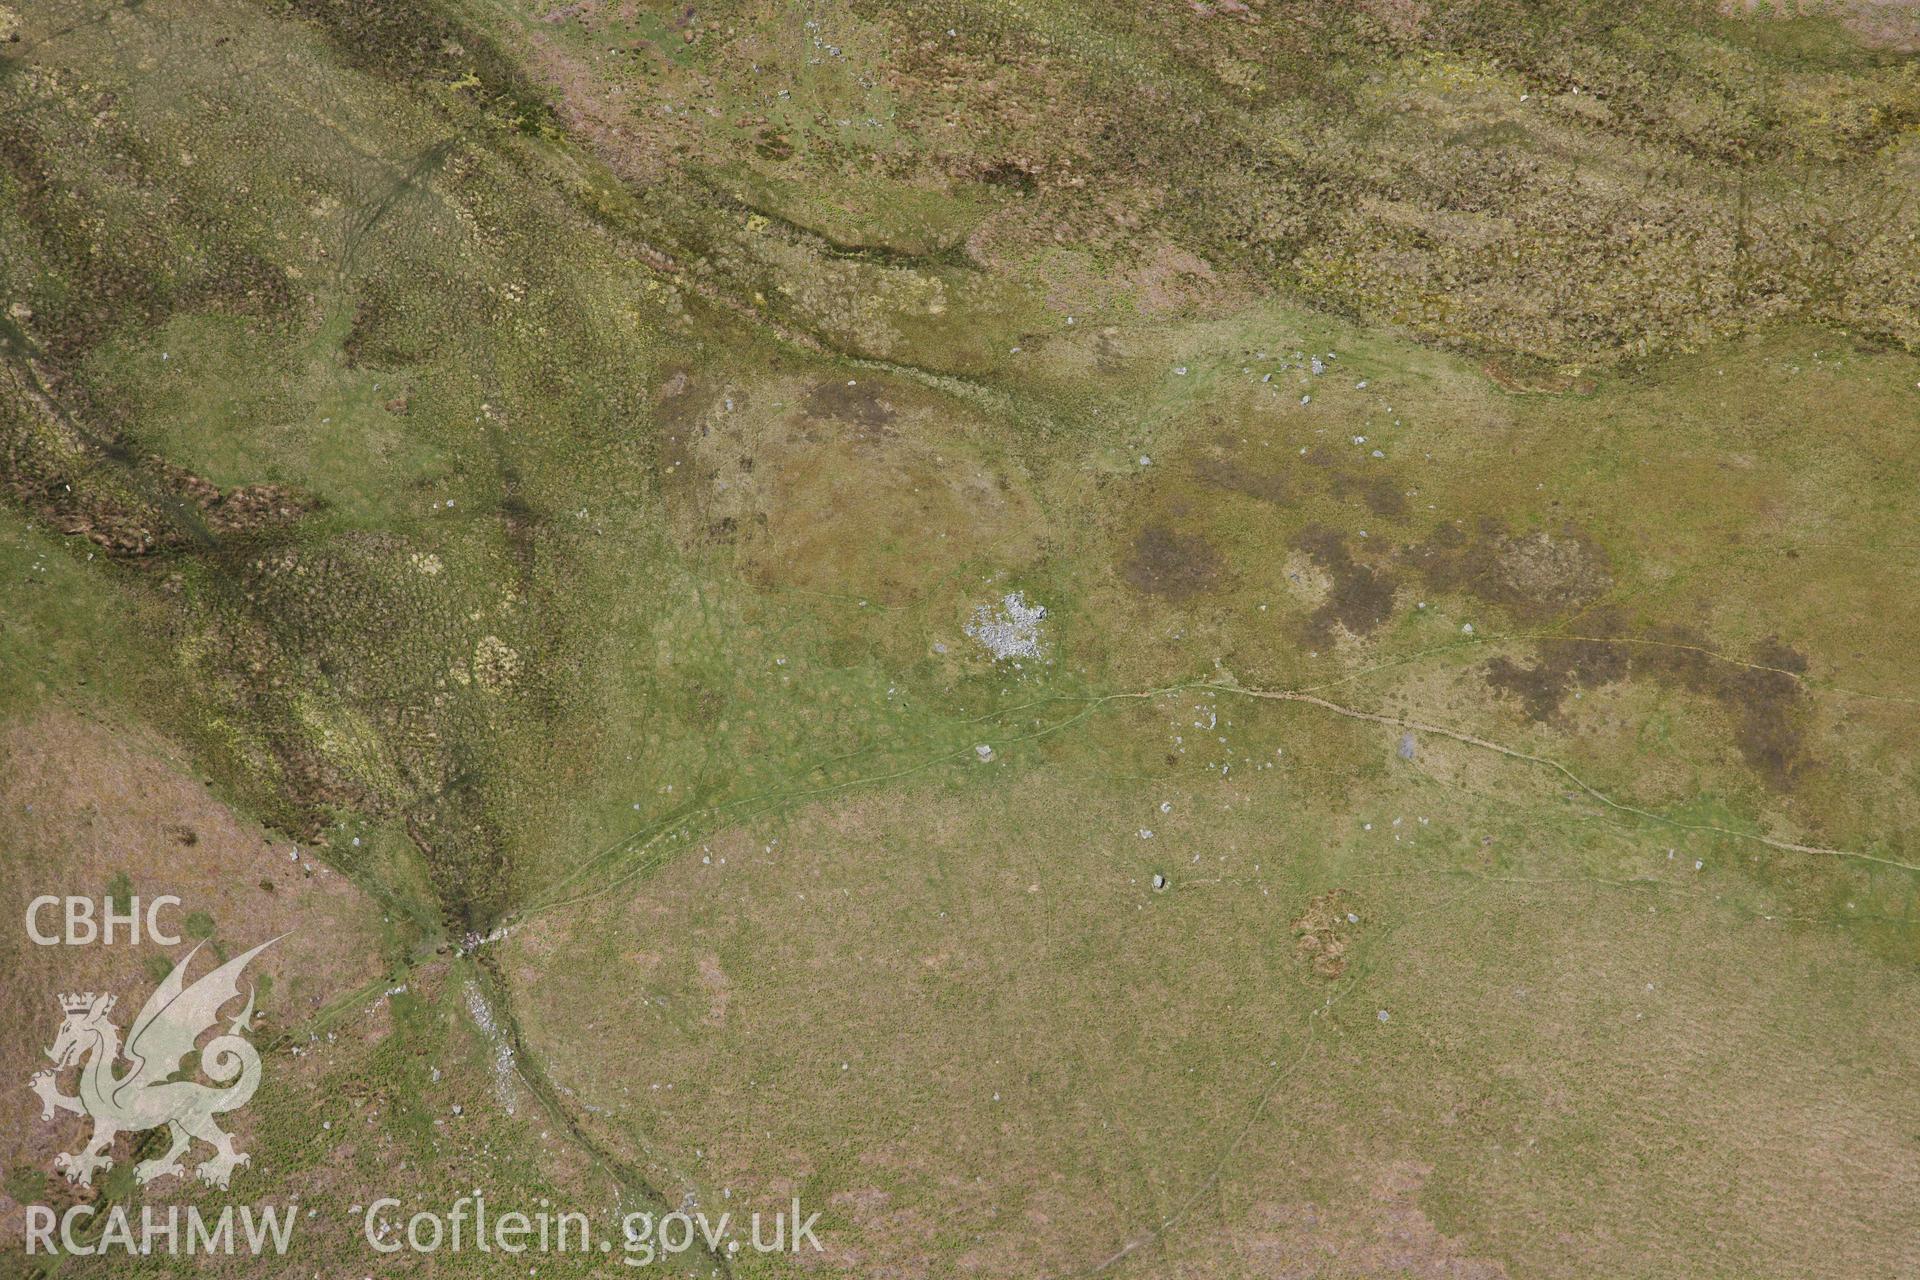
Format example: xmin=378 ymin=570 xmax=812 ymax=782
xmin=803 ymin=378 xmax=896 ymax=432
xmin=155 ymin=460 xmax=315 ymax=541
xmin=1636 ymin=629 xmax=1811 ymax=791
xmin=1485 ymin=610 xmax=1811 ymax=790
xmin=1336 ymin=470 xmax=1408 ymax=519
xmin=1484 ymin=633 xmax=1630 ymax=723
xmin=1192 ymin=441 xmax=1407 ymax=520
xmin=1300 ymin=444 xmax=1409 ymax=519
xmin=1297 ymin=523 xmax=1397 ymax=644
xmin=1191 ymin=453 xmax=1291 ymax=505
xmin=1 ymin=355 xmax=314 ymax=557
xmin=1413 ymin=518 xmax=1612 ymax=622
xmin=1122 ymin=521 xmax=1222 ymax=600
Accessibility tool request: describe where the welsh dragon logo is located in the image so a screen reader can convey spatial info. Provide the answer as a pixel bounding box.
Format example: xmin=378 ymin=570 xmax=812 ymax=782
xmin=28 ymin=937 xmax=279 ymax=1189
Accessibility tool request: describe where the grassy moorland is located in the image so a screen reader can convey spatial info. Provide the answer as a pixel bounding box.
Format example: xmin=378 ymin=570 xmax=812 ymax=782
xmin=1 ymin=0 xmax=1917 ymax=1276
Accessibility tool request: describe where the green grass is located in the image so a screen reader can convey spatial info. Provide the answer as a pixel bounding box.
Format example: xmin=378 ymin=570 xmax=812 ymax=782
xmin=1 ymin=0 xmax=1917 ymax=1275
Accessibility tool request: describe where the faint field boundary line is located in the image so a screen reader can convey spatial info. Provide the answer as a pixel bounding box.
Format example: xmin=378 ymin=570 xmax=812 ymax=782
xmin=519 ymin=683 xmax=1193 ymax=917
xmin=1071 ymin=1010 xmax=1322 ymax=1278
xmin=524 ymin=665 xmax=1917 ymax=920
xmin=1205 ymin=681 xmax=1920 ymax=876
xmin=1063 ymin=890 xmax=1467 ymax=1279
xmin=1290 ymin=631 xmax=1920 ymax=709
xmin=509 ymin=675 xmax=1914 ymax=1277
xmin=1513 ymin=631 xmax=1920 ymax=707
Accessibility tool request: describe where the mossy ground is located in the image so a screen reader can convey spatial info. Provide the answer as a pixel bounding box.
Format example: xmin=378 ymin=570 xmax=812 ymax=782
xmin=2 ymin=0 xmax=1917 ymax=1276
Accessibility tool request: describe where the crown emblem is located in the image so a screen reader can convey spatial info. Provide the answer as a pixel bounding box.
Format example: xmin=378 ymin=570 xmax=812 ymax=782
xmin=59 ymin=992 xmax=106 ymax=1014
